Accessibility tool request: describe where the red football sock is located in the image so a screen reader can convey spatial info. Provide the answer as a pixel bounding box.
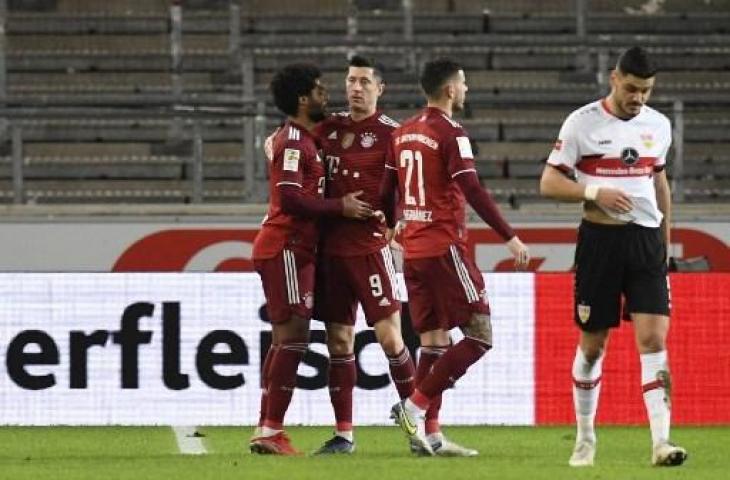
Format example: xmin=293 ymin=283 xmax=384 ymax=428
xmin=387 ymin=347 xmax=416 ymax=400
xmin=257 ymin=344 xmax=279 ymax=427
xmin=263 ymin=342 xmax=307 ymax=430
xmin=417 ymin=346 xmax=447 ymax=434
xmin=417 ymin=337 xmax=491 ymax=400
xmin=328 ymin=353 xmax=356 ymax=432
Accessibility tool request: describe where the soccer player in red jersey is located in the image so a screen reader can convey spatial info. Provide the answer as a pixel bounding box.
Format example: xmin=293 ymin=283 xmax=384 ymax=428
xmin=308 ymin=56 xmax=418 ymax=455
xmin=249 ymin=63 xmax=372 ymax=456
xmin=380 ymin=58 xmax=530 ymax=455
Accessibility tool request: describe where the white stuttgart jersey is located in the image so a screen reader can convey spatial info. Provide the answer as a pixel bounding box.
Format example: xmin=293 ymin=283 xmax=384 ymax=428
xmin=547 ymin=99 xmax=671 ymax=228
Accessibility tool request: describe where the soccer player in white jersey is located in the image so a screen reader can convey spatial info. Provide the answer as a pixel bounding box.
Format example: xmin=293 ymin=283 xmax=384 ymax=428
xmin=539 ymin=46 xmax=687 ymax=467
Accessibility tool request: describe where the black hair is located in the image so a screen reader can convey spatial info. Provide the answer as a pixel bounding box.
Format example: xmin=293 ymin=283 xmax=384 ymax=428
xmin=270 ymin=63 xmax=322 ymax=116
xmin=616 ymin=46 xmax=657 ymax=79
xmin=420 ymin=58 xmax=462 ymax=98
xmin=348 ymin=54 xmax=384 ymax=82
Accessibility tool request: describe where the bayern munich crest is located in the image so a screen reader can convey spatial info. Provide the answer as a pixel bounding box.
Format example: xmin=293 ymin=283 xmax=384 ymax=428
xmin=360 ymin=132 xmax=377 ymax=148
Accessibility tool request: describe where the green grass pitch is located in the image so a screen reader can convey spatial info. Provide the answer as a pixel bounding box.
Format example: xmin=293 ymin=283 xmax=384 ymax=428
xmin=0 ymin=425 xmax=727 ymax=479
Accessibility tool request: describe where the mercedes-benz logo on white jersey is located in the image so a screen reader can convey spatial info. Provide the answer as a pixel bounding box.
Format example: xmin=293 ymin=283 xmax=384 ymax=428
xmin=621 ymin=147 xmax=640 ymax=165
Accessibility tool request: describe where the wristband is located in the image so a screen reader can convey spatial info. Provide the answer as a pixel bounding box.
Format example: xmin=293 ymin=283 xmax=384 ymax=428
xmin=584 ymin=185 xmax=600 ymax=201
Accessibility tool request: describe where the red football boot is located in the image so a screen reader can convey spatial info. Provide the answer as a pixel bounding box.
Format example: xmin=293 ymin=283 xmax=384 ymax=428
xmin=249 ymin=431 xmax=302 ymax=456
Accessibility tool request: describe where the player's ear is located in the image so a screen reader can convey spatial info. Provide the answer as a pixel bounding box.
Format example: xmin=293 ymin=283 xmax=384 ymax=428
xmin=377 ymin=81 xmax=385 ymax=97
xmin=609 ymin=69 xmax=619 ymax=90
xmin=445 ymin=82 xmax=455 ymax=100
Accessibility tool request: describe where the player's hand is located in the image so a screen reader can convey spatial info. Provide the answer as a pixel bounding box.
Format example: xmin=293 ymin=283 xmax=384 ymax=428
xmin=506 ymin=236 xmax=530 ymax=270
xmin=372 ymin=210 xmax=386 ymax=224
xmin=393 ymin=219 xmax=406 ymax=236
xmin=388 ymin=220 xmax=406 ymax=250
xmin=595 ymin=187 xmax=633 ymax=214
xmin=263 ymin=128 xmax=280 ymax=162
xmin=342 ymin=190 xmax=373 ymax=220
xmin=385 ymin=230 xmax=404 ymax=252
xmin=388 ymin=234 xmax=404 ymax=251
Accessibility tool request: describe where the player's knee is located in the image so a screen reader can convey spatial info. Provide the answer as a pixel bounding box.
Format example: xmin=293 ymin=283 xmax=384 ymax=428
xmin=579 ymin=330 xmax=608 ymax=363
xmin=276 ymin=314 xmax=310 ymax=344
xmin=327 ymin=337 xmax=353 ymax=356
xmin=374 ymin=319 xmax=404 ymax=356
xmin=582 ymin=347 xmax=604 ymax=365
xmin=637 ymin=335 xmax=666 ymax=354
xmin=326 ymin=325 xmax=354 ymax=355
xmin=378 ymin=332 xmax=404 ymax=356
xmin=461 ymin=314 xmax=492 ymax=346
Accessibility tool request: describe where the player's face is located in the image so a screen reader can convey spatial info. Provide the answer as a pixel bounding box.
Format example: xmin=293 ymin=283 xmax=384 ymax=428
xmin=611 ymin=71 xmax=655 ymax=118
xmin=346 ymin=66 xmax=383 ymax=115
xmin=450 ymin=70 xmax=468 ymax=112
xmin=305 ymin=78 xmax=329 ymax=122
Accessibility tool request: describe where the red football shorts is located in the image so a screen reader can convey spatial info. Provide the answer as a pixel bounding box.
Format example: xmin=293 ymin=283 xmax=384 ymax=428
xmin=404 ymin=245 xmax=490 ymax=333
xmin=254 ymin=248 xmax=315 ymax=324
xmin=315 ymin=246 xmax=400 ymax=326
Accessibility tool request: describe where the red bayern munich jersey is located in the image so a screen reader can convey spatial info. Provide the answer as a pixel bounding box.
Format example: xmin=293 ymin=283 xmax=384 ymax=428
xmin=315 ymin=111 xmax=399 ymax=257
xmin=388 ymin=107 xmax=478 ymax=259
xmin=252 ymin=120 xmax=326 ymax=260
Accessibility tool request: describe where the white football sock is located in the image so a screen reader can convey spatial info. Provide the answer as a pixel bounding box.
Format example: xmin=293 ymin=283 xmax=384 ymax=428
xmin=261 ymin=426 xmax=282 ymax=437
xmin=404 ymin=398 xmax=427 ymax=418
xmin=572 ymin=346 xmax=604 ymax=444
xmin=640 ymin=350 xmax=671 ymax=447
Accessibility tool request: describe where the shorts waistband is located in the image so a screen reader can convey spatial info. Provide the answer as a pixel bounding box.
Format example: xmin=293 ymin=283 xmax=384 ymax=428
xmin=580 ymin=219 xmax=658 ymax=232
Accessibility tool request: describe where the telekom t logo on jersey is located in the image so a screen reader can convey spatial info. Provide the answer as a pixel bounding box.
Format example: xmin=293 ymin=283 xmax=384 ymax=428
xmin=113 ymin=228 xmax=730 ymax=272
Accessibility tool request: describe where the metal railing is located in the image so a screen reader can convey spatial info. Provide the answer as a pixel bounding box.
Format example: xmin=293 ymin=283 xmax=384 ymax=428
xmin=0 ymin=0 xmax=7 ymax=142
xmin=0 ymin=95 xmax=692 ymax=204
xmin=0 ymin=0 xmax=724 ymax=205
xmin=1 ymin=98 xmax=269 ymax=204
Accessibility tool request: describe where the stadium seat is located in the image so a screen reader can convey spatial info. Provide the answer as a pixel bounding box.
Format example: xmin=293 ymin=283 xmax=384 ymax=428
xmin=3 ymin=0 xmax=730 ymax=204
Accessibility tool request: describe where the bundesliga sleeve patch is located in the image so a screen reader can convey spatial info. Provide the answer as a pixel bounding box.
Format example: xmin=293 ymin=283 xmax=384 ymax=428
xmin=456 ymin=136 xmax=474 ymax=159
xmin=283 ymin=148 xmax=300 ymax=172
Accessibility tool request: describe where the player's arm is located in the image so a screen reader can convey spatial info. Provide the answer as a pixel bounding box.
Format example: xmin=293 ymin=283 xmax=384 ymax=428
xmin=263 ymin=127 xmax=282 ymax=161
xmin=280 ymin=187 xmax=373 ymax=220
xmin=446 ymin=133 xmax=529 ymax=269
xmin=377 ymin=165 xmax=399 ymax=228
xmin=279 ymin=185 xmax=338 ymax=217
xmin=540 ymin=163 xmax=634 ymax=214
xmin=458 ymin=176 xmax=530 ymax=269
xmin=378 ymin=139 xmax=400 ymax=228
xmin=539 ymin=117 xmax=633 ymax=213
xmin=454 ymin=171 xmax=513 ymax=241
xmin=654 ymin=168 xmax=671 ymax=251
xmin=540 ymin=164 xmax=587 ymax=201
xmin=654 ymin=121 xmax=673 ymax=253
xmin=453 ymin=171 xmax=529 ymax=269
xmin=275 ymin=142 xmax=372 ymax=219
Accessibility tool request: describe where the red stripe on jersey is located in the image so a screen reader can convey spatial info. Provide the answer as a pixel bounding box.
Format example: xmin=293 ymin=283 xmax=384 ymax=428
xmin=577 ymin=156 xmax=657 ymax=177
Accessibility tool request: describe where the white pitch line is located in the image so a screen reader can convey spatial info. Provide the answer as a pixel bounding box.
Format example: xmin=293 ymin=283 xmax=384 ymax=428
xmin=173 ymin=426 xmax=207 ymax=455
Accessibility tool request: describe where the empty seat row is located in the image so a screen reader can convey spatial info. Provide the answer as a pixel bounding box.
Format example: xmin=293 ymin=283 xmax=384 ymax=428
xmin=0 ymin=179 xmax=251 ymax=204
xmin=7 ymin=11 xmax=730 ymax=35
